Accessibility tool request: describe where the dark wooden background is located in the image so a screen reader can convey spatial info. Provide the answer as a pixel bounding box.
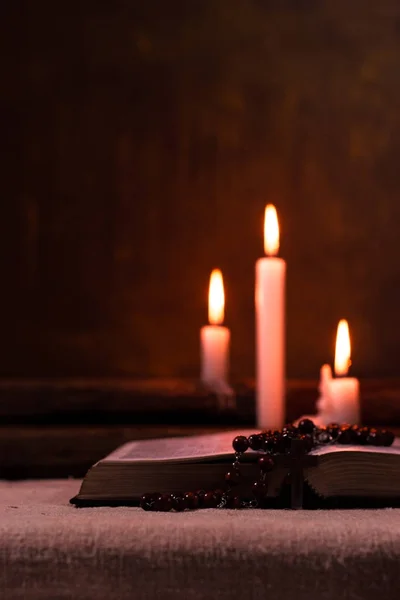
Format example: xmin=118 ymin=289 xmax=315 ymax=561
xmin=3 ymin=0 xmax=400 ymax=381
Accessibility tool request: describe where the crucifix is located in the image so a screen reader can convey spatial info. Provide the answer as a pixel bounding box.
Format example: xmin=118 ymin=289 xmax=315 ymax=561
xmin=274 ymin=438 xmax=319 ymax=509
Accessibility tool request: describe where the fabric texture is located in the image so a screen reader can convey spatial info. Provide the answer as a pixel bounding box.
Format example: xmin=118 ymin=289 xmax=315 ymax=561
xmin=0 ymin=479 xmax=399 ymax=600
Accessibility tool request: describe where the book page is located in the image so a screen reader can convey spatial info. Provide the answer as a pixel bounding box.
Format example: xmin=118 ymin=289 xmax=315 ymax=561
xmin=103 ymin=432 xmax=400 ymax=464
xmin=104 ymin=429 xmax=256 ymax=463
xmin=311 ymin=437 xmax=400 ymax=456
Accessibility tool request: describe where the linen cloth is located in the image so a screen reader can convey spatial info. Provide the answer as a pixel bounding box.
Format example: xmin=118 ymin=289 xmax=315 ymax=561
xmin=0 ymin=479 xmax=399 ymax=600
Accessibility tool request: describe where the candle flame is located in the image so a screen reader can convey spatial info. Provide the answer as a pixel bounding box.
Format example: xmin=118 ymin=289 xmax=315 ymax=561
xmin=334 ymin=319 xmax=351 ymax=376
xmin=208 ymin=269 xmax=225 ymax=325
xmin=264 ymin=204 xmax=280 ymax=256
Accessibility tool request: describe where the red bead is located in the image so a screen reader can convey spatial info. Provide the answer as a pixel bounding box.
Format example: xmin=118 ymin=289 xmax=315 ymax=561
xmin=316 ymin=428 xmax=331 ymax=444
xmin=264 ymin=435 xmax=278 ymax=453
xmin=172 ymin=495 xmax=187 ymax=512
xmin=214 ymin=489 xmax=224 ymax=503
xmin=248 ymin=434 xmax=263 ymax=450
xmin=258 ymin=456 xmax=274 ymax=472
xmin=337 ymin=429 xmax=353 ymax=445
xmin=262 ymin=429 xmax=274 ymax=436
xmin=300 ymin=434 xmax=314 ymax=451
xmin=381 ymin=429 xmax=395 ymax=447
xmin=140 ymin=493 xmax=155 ymax=511
xmin=232 ymin=435 xmax=249 ymax=453
xmin=184 ymin=492 xmax=199 ymax=509
xmin=252 ymin=480 xmax=268 ymax=498
xmin=229 ymin=495 xmax=242 ymax=509
xmin=282 ymin=424 xmax=297 ymax=436
xmin=203 ymin=492 xmax=218 ymax=508
xmin=357 ymin=427 xmax=369 ymax=445
xmin=327 ymin=423 xmax=340 ymax=439
xmin=195 ymin=490 xmax=206 ymax=507
xmin=154 ymin=493 xmax=173 ymax=512
xmin=225 ymin=470 xmax=240 ymax=485
xmin=366 ymin=429 xmax=379 ymax=445
xmin=298 ymin=419 xmax=315 ymax=434
xmin=279 ymin=433 xmax=293 ymax=452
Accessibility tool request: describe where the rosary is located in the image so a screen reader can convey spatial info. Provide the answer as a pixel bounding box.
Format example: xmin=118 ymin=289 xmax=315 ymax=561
xmin=139 ymin=419 xmax=395 ymax=512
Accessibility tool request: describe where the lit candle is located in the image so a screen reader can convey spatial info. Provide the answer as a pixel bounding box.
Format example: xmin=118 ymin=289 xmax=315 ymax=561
xmin=200 ymin=269 xmax=230 ymax=386
xmin=255 ymin=205 xmax=286 ymax=429
xmin=318 ymin=320 xmax=360 ymax=424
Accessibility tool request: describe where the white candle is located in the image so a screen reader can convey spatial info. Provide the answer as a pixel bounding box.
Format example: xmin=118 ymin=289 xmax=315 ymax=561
xmin=200 ymin=269 xmax=230 ymax=385
xmin=318 ymin=320 xmax=360 ymax=424
xmin=255 ymin=205 xmax=286 ymax=429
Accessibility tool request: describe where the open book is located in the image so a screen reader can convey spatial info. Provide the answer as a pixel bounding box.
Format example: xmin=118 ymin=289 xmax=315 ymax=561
xmin=70 ymin=430 xmax=400 ymax=507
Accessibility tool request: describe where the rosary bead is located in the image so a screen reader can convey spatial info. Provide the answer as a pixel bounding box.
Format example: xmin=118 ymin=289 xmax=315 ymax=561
xmin=172 ymin=494 xmax=187 ymax=512
xmin=258 ymin=455 xmax=274 ymax=472
xmin=261 ymin=429 xmax=274 ymax=440
xmin=316 ymin=429 xmax=331 ymax=444
xmin=279 ymin=433 xmax=293 ymax=453
xmin=203 ymin=491 xmax=218 ymax=508
xmin=282 ymin=424 xmax=298 ymax=437
xmin=252 ymin=480 xmax=268 ymax=498
xmin=327 ymin=423 xmax=340 ymax=439
xmin=300 ymin=434 xmax=314 ymax=452
xmin=248 ymin=434 xmax=263 ymax=451
xmin=265 ymin=434 xmax=281 ymax=453
xmin=140 ymin=493 xmax=155 ymax=511
xmin=356 ymin=427 xmax=369 ymax=445
xmin=214 ymin=489 xmax=224 ymax=503
xmin=195 ymin=490 xmax=206 ymax=507
xmin=154 ymin=493 xmax=173 ymax=512
xmin=349 ymin=425 xmax=360 ymax=443
xmin=185 ymin=492 xmax=199 ymax=509
xmin=341 ymin=425 xmax=357 ymax=444
xmin=228 ymin=495 xmax=242 ymax=509
xmin=298 ymin=419 xmax=315 ymax=435
xmin=232 ymin=435 xmax=249 ymax=453
xmin=381 ymin=429 xmax=395 ymax=447
xmin=374 ymin=430 xmax=386 ymax=446
xmin=261 ymin=434 xmax=272 ymax=452
xmin=337 ymin=428 xmax=353 ymax=444
xmin=225 ymin=470 xmax=241 ymax=485
xmin=366 ymin=429 xmax=380 ymax=445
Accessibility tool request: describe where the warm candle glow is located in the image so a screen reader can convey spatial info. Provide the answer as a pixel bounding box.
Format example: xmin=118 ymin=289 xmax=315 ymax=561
xmin=208 ymin=269 xmax=225 ymax=325
xmin=264 ymin=204 xmax=280 ymax=256
xmin=334 ymin=319 xmax=351 ymax=376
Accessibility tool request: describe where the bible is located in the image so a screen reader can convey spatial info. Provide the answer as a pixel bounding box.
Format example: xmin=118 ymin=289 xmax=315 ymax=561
xmin=70 ymin=430 xmax=400 ymax=508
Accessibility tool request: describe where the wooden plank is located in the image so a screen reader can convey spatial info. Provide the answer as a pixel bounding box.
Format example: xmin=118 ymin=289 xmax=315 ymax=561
xmin=0 ymin=378 xmax=398 ymax=425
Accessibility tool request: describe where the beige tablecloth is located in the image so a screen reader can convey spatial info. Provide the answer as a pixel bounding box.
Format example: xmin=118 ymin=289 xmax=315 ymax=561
xmin=0 ymin=479 xmax=399 ymax=599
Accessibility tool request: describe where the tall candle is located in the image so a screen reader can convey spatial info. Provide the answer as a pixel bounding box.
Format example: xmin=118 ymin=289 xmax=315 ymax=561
xmin=200 ymin=269 xmax=230 ymax=385
xmin=255 ymin=205 xmax=286 ymax=429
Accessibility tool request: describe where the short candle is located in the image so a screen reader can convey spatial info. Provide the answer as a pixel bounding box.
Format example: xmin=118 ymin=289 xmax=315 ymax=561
xmin=255 ymin=205 xmax=286 ymax=429
xmin=200 ymin=269 xmax=230 ymax=386
xmin=318 ymin=319 xmax=360 ymax=425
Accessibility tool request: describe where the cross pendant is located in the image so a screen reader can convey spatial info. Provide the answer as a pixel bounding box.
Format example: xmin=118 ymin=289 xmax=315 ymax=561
xmin=274 ymin=439 xmax=318 ymax=509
